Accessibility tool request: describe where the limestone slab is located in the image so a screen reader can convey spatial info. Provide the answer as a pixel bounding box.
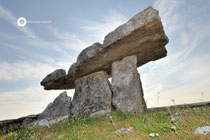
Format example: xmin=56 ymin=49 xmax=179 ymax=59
xmin=70 ymin=71 xmax=112 ymax=117
xmin=111 ymin=55 xmax=146 ymax=113
xmin=41 ymin=6 xmax=168 ymax=90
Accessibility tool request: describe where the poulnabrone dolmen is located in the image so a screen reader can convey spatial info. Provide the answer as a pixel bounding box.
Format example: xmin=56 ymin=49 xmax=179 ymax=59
xmin=41 ymin=6 xmax=169 ymax=117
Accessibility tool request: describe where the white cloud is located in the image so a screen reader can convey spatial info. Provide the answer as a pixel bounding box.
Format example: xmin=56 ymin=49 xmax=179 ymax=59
xmin=49 ymin=26 xmax=87 ymax=51
xmin=81 ymin=9 xmax=128 ymax=43
xmin=0 ymin=87 xmax=75 ymax=120
xmin=140 ymin=0 xmax=210 ymax=107
xmin=0 ymin=4 xmax=37 ymax=39
xmin=0 ymin=60 xmax=71 ymax=82
xmin=0 ymin=32 xmax=13 ymax=39
xmin=154 ymin=0 xmax=185 ymax=34
xmin=0 ymin=61 xmax=54 ymax=81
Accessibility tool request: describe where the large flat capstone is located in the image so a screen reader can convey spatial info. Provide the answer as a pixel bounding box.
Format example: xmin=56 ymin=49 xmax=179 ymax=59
xmin=41 ymin=6 xmax=168 ymax=90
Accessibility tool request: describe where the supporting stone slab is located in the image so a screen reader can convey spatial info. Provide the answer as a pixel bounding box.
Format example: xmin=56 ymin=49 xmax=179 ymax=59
xmin=71 ymin=71 xmax=112 ymax=117
xmin=111 ymin=55 xmax=146 ymax=113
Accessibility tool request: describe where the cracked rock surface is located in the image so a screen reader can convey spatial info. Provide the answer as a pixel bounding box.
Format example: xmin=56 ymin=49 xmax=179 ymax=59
xmin=38 ymin=91 xmax=71 ymax=119
xmin=111 ymin=55 xmax=146 ymax=113
xmin=71 ymin=71 xmax=112 ymax=117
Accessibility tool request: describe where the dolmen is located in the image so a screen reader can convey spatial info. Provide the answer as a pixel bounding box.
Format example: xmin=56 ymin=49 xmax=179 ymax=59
xmin=41 ymin=6 xmax=168 ymax=118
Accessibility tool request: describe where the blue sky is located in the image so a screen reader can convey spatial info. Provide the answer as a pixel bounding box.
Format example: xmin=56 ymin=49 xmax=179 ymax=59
xmin=0 ymin=0 xmax=210 ymax=120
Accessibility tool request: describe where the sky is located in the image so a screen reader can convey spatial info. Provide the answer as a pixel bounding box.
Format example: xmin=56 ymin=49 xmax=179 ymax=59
xmin=0 ymin=0 xmax=210 ymax=120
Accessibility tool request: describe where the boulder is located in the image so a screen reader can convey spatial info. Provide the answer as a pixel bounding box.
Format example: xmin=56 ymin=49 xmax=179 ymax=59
xmin=30 ymin=115 xmax=68 ymax=128
xmin=41 ymin=69 xmax=69 ymax=90
xmin=194 ymin=126 xmax=210 ymax=135
xmin=41 ymin=6 xmax=168 ymax=90
xmin=38 ymin=91 xmax=71 ymax=119
xmin=77 ymin=42 xmax=103 ymax=64
xmin=68 ymin=42 xmax=103 ymax=77
xmin=111 ymin=55 xmax=146 ymax=113
xmin=71 ymin=71 xmax=112 ymax=117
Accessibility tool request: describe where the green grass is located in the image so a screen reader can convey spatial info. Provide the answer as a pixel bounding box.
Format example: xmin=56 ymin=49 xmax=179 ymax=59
xmin=1 ymin=106 xmax=210 ymax=140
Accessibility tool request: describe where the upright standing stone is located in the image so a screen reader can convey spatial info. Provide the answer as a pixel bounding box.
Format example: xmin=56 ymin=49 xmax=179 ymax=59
xmin=71 ymin=71 xmax=112 ymax=117
xmin=112 ymin=55 xmax=146 ymax=113
xmin=138 ymin=73 xmax=147 ymax=111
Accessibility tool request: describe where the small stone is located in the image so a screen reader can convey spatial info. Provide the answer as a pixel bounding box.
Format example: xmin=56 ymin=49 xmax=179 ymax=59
xmin=89 ymin=110 xmax=111 ymax=118
xmin=155 ymin=133 xmax=159 ymax=137
xmin=170 ymin=112 xmax=182 ymax=120
xmin=109 ymin=122 xmax=117 ymax=126
xmin=58 ymin=134 xmax=64 ymax=139
xmin=114 ymin=128 xmax=134 ymax=134
xmin=149 ymin=133 xmax=155 ymax=138
xmin=106 ymin=113 xmax=111 ymax=118
xmin=171 ymin=126 xmax=176 ymax=131
xmin=43 ymin=134 xmax=51 ymax=140
xmin=195 ymin=126 xmax=210 ymax=135
xmin=170 ymin=118 xmax=176 ymax=123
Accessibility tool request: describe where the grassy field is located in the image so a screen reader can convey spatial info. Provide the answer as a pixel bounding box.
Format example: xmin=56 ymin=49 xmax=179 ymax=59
xmin=1 ymin=106 xmax=209 ymax=140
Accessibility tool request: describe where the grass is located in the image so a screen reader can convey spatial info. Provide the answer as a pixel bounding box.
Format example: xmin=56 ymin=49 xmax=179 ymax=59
xmin=1 ymin=106 xmax=209 ymax=140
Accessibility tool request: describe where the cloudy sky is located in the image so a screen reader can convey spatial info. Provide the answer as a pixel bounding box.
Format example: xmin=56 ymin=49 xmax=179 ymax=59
xmin=0 ymin=0 xmax=210 ymax=120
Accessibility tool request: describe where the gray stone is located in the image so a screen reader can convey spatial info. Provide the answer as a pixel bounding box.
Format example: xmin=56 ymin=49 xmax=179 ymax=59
xmin=149 ymin=133 xmax=159 ymax=138
xmin=149 ymin=133 xmax=155 ymax=138
xmin=43 ymin=135 xmax=51 ymax=140
xmin=104 ymin=6 xmax=163 ymax=48
xmin=68 ymin=42 xmax=103 ymax=77
xmin=41 ymin=69 xmax=69 ymax=90
xmin=114 ymin=128 xmax=134 ymax=134
xmin=71 ymin=71 xmax=112 ymax=117
xmin=67 ymin=62 xmax=79 ymax=78
xmin=77 ymin=42 xmax=103 ymax=64
xmin=39 ymin=91 xmax=71 ymax=119
xmin=41 ymin=6 xmax=168 ymax=90
xmin=195 ymin=126 xmax=210 ymax=135
xmin=89 ymin=110 xmax=111 ymax=118
xmin=58 ymin=134 xmax=64 ymax=139
xmin=111 ymin=55 xmax=146 ymax=113
xmin=109 ymin=122 xmax=117 ymax=126
xmin=138 ymin=73 xmax=147 ymax=111
xmin=169 ymin=112 xmax=182 ymax=120
xmin=31 ymin=115 xmax=68 ymax=128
